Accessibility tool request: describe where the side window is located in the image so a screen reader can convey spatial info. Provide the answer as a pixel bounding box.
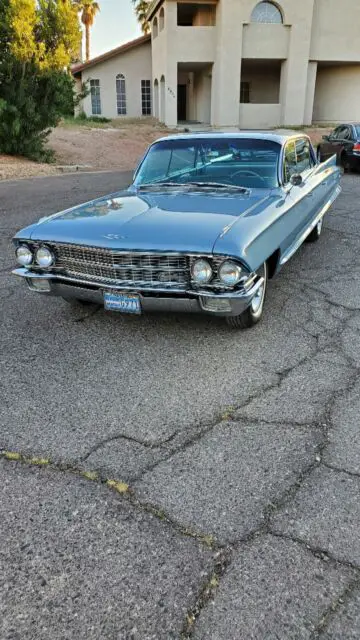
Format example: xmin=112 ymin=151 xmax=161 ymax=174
xmin=295 ymin=138 xmax=314 ymax=174
xmin=283 ymin=141 xmax=297 ymax=184
xmin=343 ymin=127 xmax=352 ymax=141
xmin=333 ymin=126 xmax=347 ymax=140
xmin=330 ymin=127 xmax=341 ymax=140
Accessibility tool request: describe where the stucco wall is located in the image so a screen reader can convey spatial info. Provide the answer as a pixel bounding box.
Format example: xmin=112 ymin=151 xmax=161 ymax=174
xmin=194 ymin=67 xmax=212 ymax=123
xmin=311 ymin=0 xmax=360 ymax=62
xmin=239 ymin=103 xmax=281 ymax=129
xmin=313 ymin=65 xmax=360 ymax=123
xmin=242 ymin=23 xmax=289 ymax=60
xmin=81 ymin=41 xmax=152 ymax=119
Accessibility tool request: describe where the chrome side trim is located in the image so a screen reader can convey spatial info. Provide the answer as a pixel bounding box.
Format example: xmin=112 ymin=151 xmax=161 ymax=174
xmin=279 ymin=184 xmax=341 ymax=266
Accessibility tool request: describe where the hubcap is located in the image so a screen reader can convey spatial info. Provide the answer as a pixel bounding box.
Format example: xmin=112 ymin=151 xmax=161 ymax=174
xmin=251 ymin=283 xmax=264 ymax=313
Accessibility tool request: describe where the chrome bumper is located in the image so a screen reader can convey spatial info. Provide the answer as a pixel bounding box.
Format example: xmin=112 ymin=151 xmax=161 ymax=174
xmin=12 ymin=268 xmax=263 ymax=317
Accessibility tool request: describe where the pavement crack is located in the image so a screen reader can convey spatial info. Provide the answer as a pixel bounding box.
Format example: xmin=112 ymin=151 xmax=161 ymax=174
xmin=180 ymin=547 xmax=232 ymax=639
xmin=268 ymin=530 xmax=360 ymax=573
xmin=0 ymin=449 xmax=219 ymax=550
xmin=322 ymin=462 xmax=360 ymax=479
xmin=80 ymin=431 xmax=178 ymax=462
xmin=310 ymin=575 xmax=360 ymax=639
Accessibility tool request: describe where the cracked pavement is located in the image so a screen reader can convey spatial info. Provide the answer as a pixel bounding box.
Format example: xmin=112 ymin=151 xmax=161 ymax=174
xmin=1 ymin=171 xmax=360 ymax=639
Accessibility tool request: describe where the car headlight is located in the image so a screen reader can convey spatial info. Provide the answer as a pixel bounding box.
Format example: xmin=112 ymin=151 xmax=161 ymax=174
xmin=218 ymin=260 xmax=242 ymax=286
xmin=191 ymin=258 xmax=213 ymax=284
xmin=16 ymin=244 xmax=33 ymax=266
xmin=35 ymin=246 xmax=54 ymax=268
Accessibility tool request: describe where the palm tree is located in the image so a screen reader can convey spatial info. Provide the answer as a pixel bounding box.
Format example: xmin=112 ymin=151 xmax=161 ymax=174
xmin=74 ymin=0 xmax=100 ymax=62
xmin=132 ymin=0 xmax=150 ymax=35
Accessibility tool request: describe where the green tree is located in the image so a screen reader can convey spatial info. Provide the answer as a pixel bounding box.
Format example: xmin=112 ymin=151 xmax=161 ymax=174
xmin=132 ymin=0 xmax=150 ymax=34
xmin=9 ymin=0 xmax=81 ymax=69
xmin=0 ymin=0 xmax=82 ymax=160
xmin=74 ymin=0 xmax=100 ymax=62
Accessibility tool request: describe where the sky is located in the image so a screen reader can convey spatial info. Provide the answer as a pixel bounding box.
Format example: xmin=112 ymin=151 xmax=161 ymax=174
xmin=85 ymin=0 xmax=142 ymax=59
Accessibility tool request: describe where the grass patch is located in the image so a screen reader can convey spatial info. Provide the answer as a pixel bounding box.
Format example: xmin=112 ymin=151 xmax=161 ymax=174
xmin=60 ymin=115 xmax=163 ymax=129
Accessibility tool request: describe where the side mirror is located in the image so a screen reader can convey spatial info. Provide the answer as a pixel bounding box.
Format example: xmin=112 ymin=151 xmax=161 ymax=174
xmin=290 ymin=174 xmax=303 ymax=187
xmin=322 ymin=135 xmax=329 ymax=141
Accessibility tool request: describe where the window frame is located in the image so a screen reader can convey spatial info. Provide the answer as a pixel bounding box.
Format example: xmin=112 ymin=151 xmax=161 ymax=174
xmin=250 ymin=1 xmax=283 ymax=24
xmin=116 ymin=73 xmax=127 ymax=116
xmin=282 ymin=137 xmax=315 ymax=185
xmin=240 ymin=81 xmax=250 ymax=104
xmin=90 ymin=79 xmax=101 ymax=116
xmin=141 ymin=79 xmax=152 ymax=116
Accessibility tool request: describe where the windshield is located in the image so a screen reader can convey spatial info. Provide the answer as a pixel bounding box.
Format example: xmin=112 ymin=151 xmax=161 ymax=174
xmin=134 ymin=138 xmax=280 ymax=190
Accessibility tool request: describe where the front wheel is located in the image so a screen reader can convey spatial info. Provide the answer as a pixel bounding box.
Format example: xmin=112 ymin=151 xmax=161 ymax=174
xmin=226 ymin=262 xmax=267 ymax=329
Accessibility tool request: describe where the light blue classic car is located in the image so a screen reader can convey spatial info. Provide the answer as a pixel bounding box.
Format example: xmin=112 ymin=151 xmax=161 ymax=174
xmin=13 ymin=132 xmax=341 ymax=328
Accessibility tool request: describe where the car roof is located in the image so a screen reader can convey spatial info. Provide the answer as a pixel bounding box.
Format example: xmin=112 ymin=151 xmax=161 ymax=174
xmin=335 ymin=123 xmax=360 ymax=127
xmin=154 ymin=130 xmax=310 ymax=145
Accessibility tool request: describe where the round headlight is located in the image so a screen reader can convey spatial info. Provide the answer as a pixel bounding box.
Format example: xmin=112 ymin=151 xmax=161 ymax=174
xmin=16 ymin=244 xmax=33 ymax=266
xmin=218 ymin=260 xmax=242 ymax=286
xmin=191 ymin=258 xmax=213 ymax=284
xmin=35 ymin=246 xmax=54 ymax=268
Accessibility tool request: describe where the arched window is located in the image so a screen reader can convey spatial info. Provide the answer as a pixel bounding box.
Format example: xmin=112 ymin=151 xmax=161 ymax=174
xmin=153 ymin=16 xmax=158 ymax=37
xmin=160 ymin=75 xmax=165 ymax=123
xmin=116 ymin=74 xmax=126 ymax=115
xmin=159 ymin=7 xmax=165 ymax=31
xmin=154 ymin=79 xmax=159 ymax=119
xmin=251 ymin=1 xmax=283 ymax=24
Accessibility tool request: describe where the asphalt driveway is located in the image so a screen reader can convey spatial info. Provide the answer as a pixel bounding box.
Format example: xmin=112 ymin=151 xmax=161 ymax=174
xmin=1 ymin=171 xmax=360 ymax=639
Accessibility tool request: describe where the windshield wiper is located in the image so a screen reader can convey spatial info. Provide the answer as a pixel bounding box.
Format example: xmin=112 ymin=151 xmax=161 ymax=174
xmin=180 ymin=181 xmax=250 ymax=193
xmin=138 ymin=181 xmax=250 ymax=193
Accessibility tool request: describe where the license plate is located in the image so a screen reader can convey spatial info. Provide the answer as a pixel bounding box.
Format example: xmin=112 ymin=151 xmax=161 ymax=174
xmin=103 ymin=291 xmax=141 ymax=314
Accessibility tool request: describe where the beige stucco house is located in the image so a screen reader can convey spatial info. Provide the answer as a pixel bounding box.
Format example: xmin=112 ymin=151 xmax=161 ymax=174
xmin=73 ymin=0 xmax=360 ymax=129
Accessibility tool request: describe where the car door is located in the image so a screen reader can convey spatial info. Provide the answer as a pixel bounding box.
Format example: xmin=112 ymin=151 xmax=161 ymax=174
xmin=340 ymin=125 xmax=357 ymax=169
xmin=279 ymin=139 xmax=313 ymax=254
xmin=279 ymin=138 xmax=322 ymax=260
xmin=322 ymin=125 xmax=348 ymax=162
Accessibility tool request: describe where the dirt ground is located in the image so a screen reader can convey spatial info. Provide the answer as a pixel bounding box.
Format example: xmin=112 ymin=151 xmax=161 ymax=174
xmin=0 ymin=120 xmax=331 ymax=181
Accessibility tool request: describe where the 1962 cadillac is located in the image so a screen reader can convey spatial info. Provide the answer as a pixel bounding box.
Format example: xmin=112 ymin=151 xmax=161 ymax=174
xmin=12 ymin=132 xmax=341 ymax=328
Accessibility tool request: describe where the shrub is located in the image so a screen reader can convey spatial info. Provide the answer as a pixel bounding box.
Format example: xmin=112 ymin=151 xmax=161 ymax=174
xmin=0 ymin=58 xmax=78 ymax=161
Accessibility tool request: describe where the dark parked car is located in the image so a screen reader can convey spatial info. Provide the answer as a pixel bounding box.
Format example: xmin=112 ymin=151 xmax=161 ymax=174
xmin=317 ymin=123 xmax=360 ymax=171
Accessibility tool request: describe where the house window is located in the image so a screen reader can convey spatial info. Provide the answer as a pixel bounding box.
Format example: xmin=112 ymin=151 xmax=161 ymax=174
xmin=153 ymin=16 xmax=158 ymax=37
xmin=141 ymin=80 xmax=152 ymax=115
xmin=251 ymin=1 xmax=283 ymax=24
xmin=240 ymin=81 xmax=250 ymax=104
xmin=116 ymin=74 xmax=126 ymax=115
xmin=90 ymin=79 xmax=101 ymax=115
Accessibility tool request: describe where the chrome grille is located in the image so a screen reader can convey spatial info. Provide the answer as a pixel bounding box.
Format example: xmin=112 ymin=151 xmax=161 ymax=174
xmin=51 ymin=244 xmax=189 ymax=290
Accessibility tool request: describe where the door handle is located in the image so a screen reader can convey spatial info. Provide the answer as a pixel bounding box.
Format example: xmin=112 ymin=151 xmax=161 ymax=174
xmin=306 ymin=193 xmax=314 ymax=197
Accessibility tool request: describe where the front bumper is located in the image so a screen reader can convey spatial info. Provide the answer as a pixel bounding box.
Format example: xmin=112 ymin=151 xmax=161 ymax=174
xmin=12 ymin=268 xmax=263 ymax=317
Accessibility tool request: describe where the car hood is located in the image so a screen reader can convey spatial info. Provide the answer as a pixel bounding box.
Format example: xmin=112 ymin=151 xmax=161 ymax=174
xmin=17 ymin=189 xmax=272 ymax=254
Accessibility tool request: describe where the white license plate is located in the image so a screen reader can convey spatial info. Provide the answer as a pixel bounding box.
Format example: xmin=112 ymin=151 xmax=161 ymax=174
xmin=103 ymin=291 xmax=141 ymax=314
